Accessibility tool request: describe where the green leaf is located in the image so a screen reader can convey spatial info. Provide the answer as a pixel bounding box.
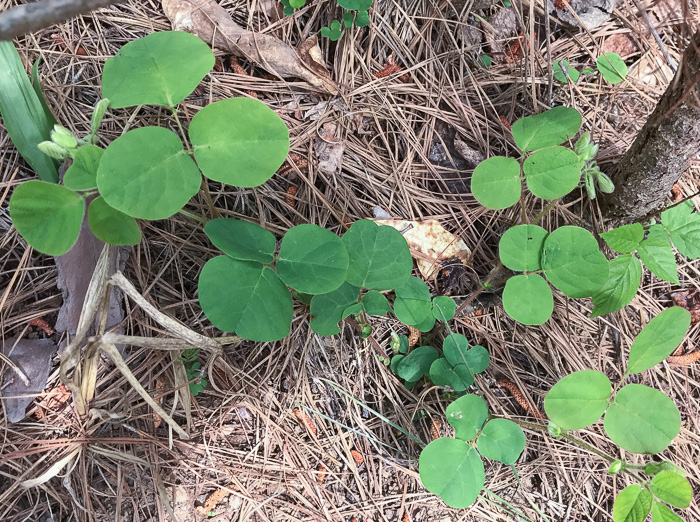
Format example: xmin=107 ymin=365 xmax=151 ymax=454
xmin=413 ymin=313 xmax=436 ymax=332
xmin=637 ymin=225 xmax=679 ymax=283
xmin=432 ymin=296 xmax=456 ymax=321
xmin=102 ymin=31 xmax=214 ymax=108
xmin=601 ymin=223 xmax=644 ymax=254
xmin=354 ymin=10 xmax=370 ymax=27
xmin=651 ymin=502 xmax=685 ymax=522
xmin=470 ymin=156 xmax=521 ymax=210
xmin=97 ymin=126 xmax=201 ymax=220
xmin=645 ymin=462 xmax=687 ymax=478
xmin=342 ymin=302 xmax=363 ymax=319
xmin=87 ymin=196 xmax=141 ymax=246
xmin=342 ymin=220 xmax=413 ymax=290
xmin=419 ymin=439 xmax=485 ymax=508
xmin=553 ymin=59 xmax=580 ymax=83
xmin=395 ymin=345 xmax=439 ymax=382
xmin=649 ymin=471 xmax=692 ymax=508
xmin=476 ymin=419 xmax=526 ymax=465
xmin=591 ymin=255 xmax=642 ymax=317
xmin=189 ymin=98 xmax=290 ymax=187
xmin=544 ymin=370 xmax=611 ymax=430
xmin=276 ymin=224 xmax=349 ymax=294
xmin=523 ymin=146 xmax=581 ymax=199
xmin=0 ymin=42 xmax=58 ymax=182
xmin=204 ymin=218 xmax=276 ymax=264
xmin=63 ymin=145 xmax=103 ymax=191
xmin=10 ymin=180 xmax=84 ymax=255
xmin=342 ymin=12 xmax=354 ymax=28
xmin=597 ymin=52 xmax=628 ymax=84
xmin=541 ymin=226 xmax=609 ymax=298
xmin=478 ymin=54 xmax=492 ymax=67
xmin=393 ymin=276 xmax=432 ymax=325
xmin=502 ymin=274 xmax=554 ymax=325
xmin=198 ymin=256 xmax=292 ymax=341
xmin=499 ymin=224 xmax=548 ymax=271
xmin=30 ymin=57 xmax=57 ymax=128
xmin=627 ymin=307 xmax=691 ymax=374
xmin=309 ymin=283 xmax=360 ymax=335
xmin=337 ymin=0 xmax=372 ymax=9
xmin=604 ymin=384 xmax=680 ymax=454
xmin=511 ymin=106 xmax=582 ymax=152
xmin=446 ymin=394 xmax=488 ymax=440
xmin=362 ymin=290 xmax=390 ymax=315
xmin=390 ymin=354 xmax=404 ymax=373
xmin=661 ymin=201 xmax=700 ymax=259
xmin=429 ymin=358 xmax=473 ymax=392
xmin=613 ymin=485 xmax=652 ymax=522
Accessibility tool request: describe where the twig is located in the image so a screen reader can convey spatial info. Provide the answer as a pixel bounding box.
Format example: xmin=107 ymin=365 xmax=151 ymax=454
xmin=0 ymin=0 xmax=124 ymax=40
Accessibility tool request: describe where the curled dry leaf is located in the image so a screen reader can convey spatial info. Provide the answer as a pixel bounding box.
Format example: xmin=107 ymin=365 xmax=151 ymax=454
xmin=29 ymin=317 xmax=54 ymax=336
xmin=666 ymin=351 xmax=700 ymax=366
xmin=162 ymin=0 xmax=338 ymax=94
xmin=196 ymin=486 xmax=231 ymax=515
xmin=671 ymin=184 xmax=683 ymax=202
xmin=314 ymin=122 xmax=344 ymax=176
xmin=285 ymin=185 xmax=298 ymax=208
xmin=293 ymin=407 xmax=318 ymax=436
xmin=371 ymin=219 xmax=471 ymax=279
xmin=670 ymin=288 xmax=700 ymax=324
xmin=317 ymin=463 xmax=328 ymax=483
xmin=35 ymin=382 xmax=70 ymax=421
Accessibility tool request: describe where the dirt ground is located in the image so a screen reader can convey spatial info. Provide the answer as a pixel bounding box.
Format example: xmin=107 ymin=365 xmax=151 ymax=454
xmin=1 ymin=0 xmax=699 ymax=521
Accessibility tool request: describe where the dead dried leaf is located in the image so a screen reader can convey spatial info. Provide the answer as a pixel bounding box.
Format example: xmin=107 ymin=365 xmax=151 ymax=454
xmin=371 ymin=219 xmax=471 ymax=279
xmin=162 ymin=0 xmax=338 ymax=94
xmin=627 ymin=52 xmax=674 ymax=87
xmin=670 ymin=288 xmax=700 ymax=324
xmin=601 ymin=33 xmax=637 ymax=58
xmin=35 ymin=382 xmax=70 ymax=421
xmin=314 ymin=123 xmax=344 ymax=176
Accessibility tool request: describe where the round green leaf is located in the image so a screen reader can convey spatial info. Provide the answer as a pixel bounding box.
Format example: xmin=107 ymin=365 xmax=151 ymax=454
xmin=591 ymin=255 xmax=642 ymax=318
xmin=341 ymin=302 xmax=363 ymax=319
xmin=10 ymin=180 xmax=84 ymax=255
xmin=627 ymin=307 xmax=691 ymax=374
xmin=502 ymin=274 xmax=554 ymax=325
xmin=597 ymin=52 xmax=628 ymax=84
xmin=542 ymin=226 xmax=609 ymax=298
xmin=544 ymin=370 xmax=611 ymax=430
xmin=511 ymin=106 xmax=582 ymax=152
xmin=432 ymin=296 xmax=456 ymax=321
xmin=393 ymin=276 xmax=433 ymax=326
xmin=604 ymin=384 xmax=680 ymax=454
xmin=443 ymin=334 xmax=489 ymax=373
xmin=649 ymin=471 xmax=692 ymax=509
xmin=553 ymin=59 xmax=580 ymax=83
xmin=362 ymin=290 xmax=390 ymax=316
xmin=470 ymin=156 xmax=521 ymax=210
xmin=189 ymin=98 xmax=289 ymax=187
xmin=396 ymin=345 xmax=439 ymax=382
xmin=446 ymin=394 xmax=488 ymax=441
xmin=523 ymin=146 xmax=581 ymax=199
xmin=87 ymin=196 xmax=141 ymax=246
xmin=204 ymin=218 xmax=276 ymax=264
xmin=613 ymin=485 xmax=652 ymax=522
xmin=63 ymin=145 xmax=103 ymax=190
xmin=276 ymin=224 xmax=349 ymax=294
xmin=414 ymin=313 xmax=436 ymax=332
xmin=429 ymin=358 xmax=473 ymax=392
xmin=97 ymin=126 xmax=201 ymax=220
xmin=309 ymin=282 xmax=359 ymax=336
xmin=476 ymin=419 xmax=526 ymax=465
xmin=102 ymin=31 xmax=215 ymax=108
xmin=651 ymin=502 xmax=685 ymax=522
xmin=601 ymin=223 xmax=644 ymax=254
xmin=198 ymin=255 xmax=292 ymax=342
xmin=637 ymin=225 xmax=679 ymax=284
xmin=419 ymin=439 xmax=485 ymax=509
xmin=499 ymin=224 xmax=548 ymax=271
xmin=341 ymin=220 xmax=413 ymax=290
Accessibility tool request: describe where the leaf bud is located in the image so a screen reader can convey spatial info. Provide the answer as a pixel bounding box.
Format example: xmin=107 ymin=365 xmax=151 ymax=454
xmin=50 ymin=125 xmax=78 ymax=149
xmin=547 ymin=421 xmax=564 ymax=438
xmin=38 ymin=140 xmax=69 ymax=160
xmin=574 ymin=131 xmax=591 ymax=155
xmin=91 ymin=98 xmax=110 ymax=135
xmin=595 ymin=171 xmax=615 ymax=193
xmin=607 ymin=460 xmax=624 ymax=474
xmin=585 ymin=172 xmax=597 ymax=200
xmin=360 ymin=324 xmax=373 ymax=338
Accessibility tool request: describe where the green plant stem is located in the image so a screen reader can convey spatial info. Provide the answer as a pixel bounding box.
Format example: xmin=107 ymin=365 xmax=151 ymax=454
xmin=177 ymin=208 xmax=207 ymax=224
xmin=532 ymin=198 xmax=559 ymax=226
xmin=200 ymin=178 xmax=221 ymax=219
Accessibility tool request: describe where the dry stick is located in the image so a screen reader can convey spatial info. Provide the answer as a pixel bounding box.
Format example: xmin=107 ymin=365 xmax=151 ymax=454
xmin=0 ymin=0 xmax=125 ymax=40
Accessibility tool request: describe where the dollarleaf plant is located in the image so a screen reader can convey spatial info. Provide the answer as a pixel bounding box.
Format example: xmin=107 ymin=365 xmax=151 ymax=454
xmin=9 ymin=31 xmax=290 ymax=256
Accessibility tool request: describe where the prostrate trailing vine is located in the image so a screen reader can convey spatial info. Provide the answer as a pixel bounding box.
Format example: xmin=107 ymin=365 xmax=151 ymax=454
xmin=9 ymin=31 xmax=290 ymax=256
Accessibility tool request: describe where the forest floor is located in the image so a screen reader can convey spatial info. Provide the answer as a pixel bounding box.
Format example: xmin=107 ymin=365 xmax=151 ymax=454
xmin=1 ymin=0 xmax=699 ymax=521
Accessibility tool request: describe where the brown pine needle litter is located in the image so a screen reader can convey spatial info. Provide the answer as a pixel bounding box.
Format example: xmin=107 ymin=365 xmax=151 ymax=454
xmin=1 ymin=1 xmax=699 ymax=521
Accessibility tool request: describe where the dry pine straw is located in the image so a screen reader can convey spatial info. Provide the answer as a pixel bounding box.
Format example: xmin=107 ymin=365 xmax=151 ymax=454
xmin=1 ymin=0 xmax=700 ymax=520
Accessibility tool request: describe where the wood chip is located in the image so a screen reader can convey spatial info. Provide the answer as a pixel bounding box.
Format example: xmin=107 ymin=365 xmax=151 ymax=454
xmin=350 ymin=449 xmax=364 ymax=464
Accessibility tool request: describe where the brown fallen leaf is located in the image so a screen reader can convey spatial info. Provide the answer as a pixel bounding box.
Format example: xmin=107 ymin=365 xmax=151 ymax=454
xmin=371 ymin=219 xmax=471 ymax=279
xmin=666 ymin=351 xmax=700 ymax=366
xmin=601 ymin=33 xmax=637 ymax=58
xmin=670 ymin=288 xmax=700 ymax=324
xmin=162 ymin=0 xmax=338 ymax=94
xmin=35 ymin=382 xmax=70 ymax=421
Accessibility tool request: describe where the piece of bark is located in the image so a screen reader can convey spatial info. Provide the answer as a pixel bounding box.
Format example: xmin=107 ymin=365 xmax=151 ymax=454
xmin=602 ymin=31 xmax=700 ymax=224
xmin=1 ymin=337 xmax=56 ymax=422
xmin=548 ymin=0 xmax=617 ymax=30
xmin=162 ymin=0 xmax=338 ymax=94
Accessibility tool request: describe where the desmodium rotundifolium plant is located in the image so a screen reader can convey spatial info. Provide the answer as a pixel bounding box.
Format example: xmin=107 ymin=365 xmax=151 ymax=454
xmin=280 ymin=0 xmax=371 ymax=40
xmin=553 ymin=51 xmax=629 ymax=85
xmin=9 ymin=31 xmax=290 ymax=256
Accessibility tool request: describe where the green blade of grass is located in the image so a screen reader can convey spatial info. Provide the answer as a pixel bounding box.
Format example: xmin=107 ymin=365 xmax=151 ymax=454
xmin=31 ymin=57 xmax=58 ymax=128
xmin=0 ymin=41 xmax=58 ymax=182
